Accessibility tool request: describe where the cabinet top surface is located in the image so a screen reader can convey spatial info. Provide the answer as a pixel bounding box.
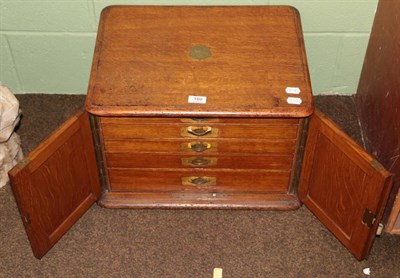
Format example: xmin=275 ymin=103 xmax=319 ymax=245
xmin=86 ymin=6 xmax=314 ymax=117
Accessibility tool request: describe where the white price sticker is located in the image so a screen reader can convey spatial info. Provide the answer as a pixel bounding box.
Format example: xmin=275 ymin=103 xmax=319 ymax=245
xmin=188 ymin=95 xmax=207 ymax=104
xmin=287 ymin=97 xmax=302 ymax=105
xmin=285 ymin=87 xmax=301 ymax=94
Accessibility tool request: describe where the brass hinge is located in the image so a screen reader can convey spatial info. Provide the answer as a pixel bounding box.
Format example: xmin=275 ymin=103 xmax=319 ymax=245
xmin=362 ymin=208 xmax=376 ymax=228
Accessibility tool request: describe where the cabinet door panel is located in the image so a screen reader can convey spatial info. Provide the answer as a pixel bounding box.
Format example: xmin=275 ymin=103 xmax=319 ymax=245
xmin=9 ymin=111 xmax=101 ymax=259
xmin=298 ymin=110 xmax=393 ymax=260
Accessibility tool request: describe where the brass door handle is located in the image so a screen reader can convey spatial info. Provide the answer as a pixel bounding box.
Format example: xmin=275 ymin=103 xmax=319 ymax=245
xmin=187 ymin=126 xmax=212 ymax=136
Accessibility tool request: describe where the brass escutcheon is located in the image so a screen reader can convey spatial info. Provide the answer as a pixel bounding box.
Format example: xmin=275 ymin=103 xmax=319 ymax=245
xmin=189 ymin=44 xmax=212 ymax=60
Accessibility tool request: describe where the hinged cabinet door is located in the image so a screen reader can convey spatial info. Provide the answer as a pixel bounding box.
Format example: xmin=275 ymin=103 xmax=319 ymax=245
xmin=298 ymin=110 xmax=393 ymax=260
xmin=9 ymin=111 xmax=101 ymax=259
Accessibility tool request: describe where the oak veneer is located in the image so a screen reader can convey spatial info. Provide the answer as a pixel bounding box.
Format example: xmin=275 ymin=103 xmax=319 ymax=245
xmin=9 ymin=111 xmax=100 ymax=259
xmin=103 ymin=138 xmax=297 ymax=154
xmin=86 ymin=6 xmax=313 ymax=118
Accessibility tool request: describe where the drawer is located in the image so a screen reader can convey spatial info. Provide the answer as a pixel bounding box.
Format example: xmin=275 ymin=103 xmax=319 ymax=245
xmin=100 ymin=117 xmax=300 ymax=125
xmin=100 ymin=123 xmax=299 ymax=139
xmin=103 ymin=139 xmax=297 ymax=155
xmin=108 ymin=168 xmax=291 ymax=193
xmin=105 ymin=153 xmax=294 ymax=170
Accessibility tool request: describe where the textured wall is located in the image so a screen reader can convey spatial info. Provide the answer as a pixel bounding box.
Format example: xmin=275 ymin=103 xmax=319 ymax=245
xmin=0 ymin=0 xmax=378 ymax=95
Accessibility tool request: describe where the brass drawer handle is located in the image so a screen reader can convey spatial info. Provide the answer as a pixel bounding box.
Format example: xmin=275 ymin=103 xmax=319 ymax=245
xmin=191 ymin=177 xmax=209 ymax=185
xmin=191 ymin=157 xmax=210 ymax=166
xmin=190 ymin=142 xmax=210 ymax=152
xmin=181 ymin=156 xmax=217 ymax=167
xmin=182 ymin=176 xmax=217 ymax=186
xmin=187 ymin=126 xmax=212 ymax=136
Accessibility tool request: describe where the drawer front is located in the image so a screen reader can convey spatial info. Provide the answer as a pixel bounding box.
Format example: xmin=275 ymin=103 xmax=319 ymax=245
xmin=108 ymin=168 xmax=291 ymax=193
xmin=99 ymin=117 xmax=299 ymax=140
xmin=103 ymin=139 xmax=297 ymax=155
xmin=100 ymin=122 xmax=299 ymax=140
xmin=100 ymin=117 xmax=300 ymax=125
xmin=106 ymin=153 xmax=294 ymax=170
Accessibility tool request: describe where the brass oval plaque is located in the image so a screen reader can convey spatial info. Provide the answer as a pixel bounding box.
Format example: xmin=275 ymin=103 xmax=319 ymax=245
xmin=189 ymin=45 xmax=212 ymax=60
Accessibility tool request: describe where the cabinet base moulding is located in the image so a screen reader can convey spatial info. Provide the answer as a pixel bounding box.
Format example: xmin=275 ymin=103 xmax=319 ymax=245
xmin=97 ymin=192 xmax=301 ymax=210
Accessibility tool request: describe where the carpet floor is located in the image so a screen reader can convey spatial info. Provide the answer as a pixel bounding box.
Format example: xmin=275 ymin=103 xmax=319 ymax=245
xmin=0 ymin=94 xmax=399 ymax=277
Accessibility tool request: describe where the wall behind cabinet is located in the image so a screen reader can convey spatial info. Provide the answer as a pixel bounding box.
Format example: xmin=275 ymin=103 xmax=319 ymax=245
xmin=0 ymin=0 xmax=378 ymax=95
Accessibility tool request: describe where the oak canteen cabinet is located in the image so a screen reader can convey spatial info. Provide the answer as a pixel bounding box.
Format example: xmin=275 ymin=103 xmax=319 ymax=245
xmin=9 ymin=6 xmax=394 ymax=261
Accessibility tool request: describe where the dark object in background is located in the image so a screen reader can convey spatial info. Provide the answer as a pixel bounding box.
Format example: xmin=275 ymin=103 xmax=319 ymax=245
xmin=356 ymin=0 xmax=400 ymax=234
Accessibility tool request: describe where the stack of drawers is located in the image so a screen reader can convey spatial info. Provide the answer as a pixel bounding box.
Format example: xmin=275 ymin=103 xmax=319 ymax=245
xmin=99 ymin=117 xmax=301 ymax=198
xmin=84 ymin=6 xmax=314 ymax=208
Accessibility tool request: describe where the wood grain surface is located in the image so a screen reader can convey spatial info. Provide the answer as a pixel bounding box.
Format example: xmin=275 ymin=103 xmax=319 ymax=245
xmin=103 ymin=138 xmax=297 ymax=155
xmin=100 ymin=122 xmax=299 ymax=139
xmin=106 ymin=153 xmax=294 ymax=170
xmin=86 ymin=6 xmax=313 ymax=117
xmin=8 ymin=111 xmax=101 ymax=258
xmin=108 ymin=168 xmax=291 ymax=193
xmin=299 ymin=110 xmax=393 ymax=260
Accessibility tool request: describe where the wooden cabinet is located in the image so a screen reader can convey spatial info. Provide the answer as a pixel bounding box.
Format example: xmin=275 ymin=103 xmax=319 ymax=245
xmin=8 ymin=6 xmax=394 ymax=261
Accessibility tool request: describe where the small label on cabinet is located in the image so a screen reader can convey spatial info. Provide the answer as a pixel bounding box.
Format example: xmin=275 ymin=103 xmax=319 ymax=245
xmin=287 ymin=97 xmax=302 ymax=105
xmin=188 ymin=95 xmax=207 ymax=104
xmin=285 ymin=87 xmax=301 ymax=94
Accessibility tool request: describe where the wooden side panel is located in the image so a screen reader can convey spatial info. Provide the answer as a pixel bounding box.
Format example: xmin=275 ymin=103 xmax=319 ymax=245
xmin=356 ymin=0 xmax=400 ymax=233
xmin=9 ymin=111 xmax=101 ymax=259
xmin=299 ymin=110 xmax=393 ymax=260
